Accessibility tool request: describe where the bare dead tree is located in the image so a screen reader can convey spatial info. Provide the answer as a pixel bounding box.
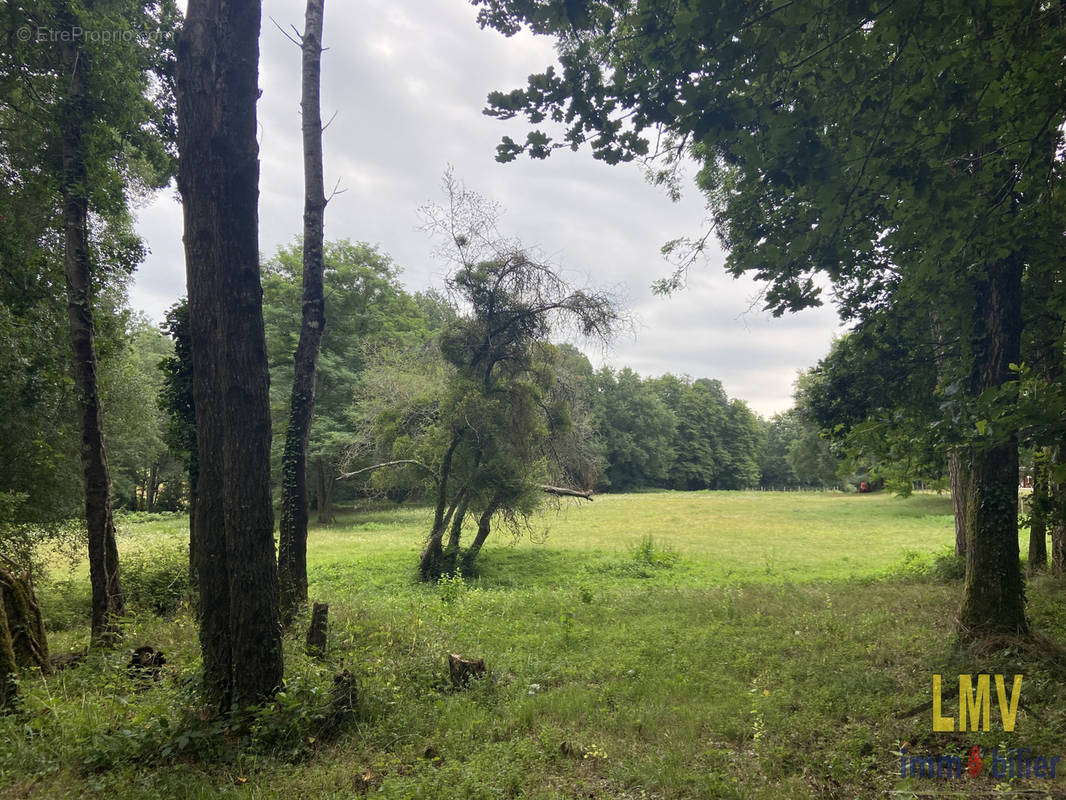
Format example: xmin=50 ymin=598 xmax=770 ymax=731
xmin=278 ymin=0 xmax=328 ymax=623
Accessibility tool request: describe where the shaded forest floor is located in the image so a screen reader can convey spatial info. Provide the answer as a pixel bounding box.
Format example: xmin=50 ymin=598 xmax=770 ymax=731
xmin=3 ymin=491 xmax=1066 ymax=799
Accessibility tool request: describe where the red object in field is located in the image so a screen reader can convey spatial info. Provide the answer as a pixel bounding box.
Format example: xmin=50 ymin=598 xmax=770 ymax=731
xmin=859 ymin=481 xmax=869 ymax=493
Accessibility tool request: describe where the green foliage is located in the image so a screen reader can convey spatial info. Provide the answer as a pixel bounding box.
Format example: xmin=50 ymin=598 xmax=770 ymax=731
xmin=119 ymin=542 xmax=190 ymax=617
xmin=629 ymin=535 xmax=679 ymax=570
xmin=593 ymin=367 xmax=677 ymax=491
xmin=262 ymin=240 xmax=430 ymax=509
xmin=99 ymin=315 xmax=184 ymax=511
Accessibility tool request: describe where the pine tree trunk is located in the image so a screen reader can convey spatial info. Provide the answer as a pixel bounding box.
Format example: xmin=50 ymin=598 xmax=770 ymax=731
xmin=948 ymin=449 xmax=968 ymax=558
xmin=279 ymin=0 xmax=328 ymax=622
xmin=176 ymin=0 xmax=283 ymax=711
xmin=60 ymin=27 xmax=124 ymax=644
xmin=959 ymin=254 xmax=1028 ymax=636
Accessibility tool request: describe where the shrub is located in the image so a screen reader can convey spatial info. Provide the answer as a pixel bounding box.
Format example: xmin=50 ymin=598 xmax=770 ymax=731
xmin=121 ymin=543 xmax=192 ymax=616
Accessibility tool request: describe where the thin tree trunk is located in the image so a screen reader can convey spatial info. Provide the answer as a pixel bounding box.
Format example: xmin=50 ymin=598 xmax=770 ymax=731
xmin=146 ymin=463 xmax=158 ymax=513
xmin=60 ymin=26 xmax=124 ymax=644
xmin=176 ymin=0 xmax=283 ymax=711
xmin=959 ymin=254 xmax=1028 ymax=636
xmin=446 ymin=490 xmax=470 ymax=552
xmin=315 ymin=458 xmax=335 ymax=524
xmin=947 ymin=450 xmax=968 ymax=558
xmin=1028 ymin=448 xmax=1048 ymax=574
xmin=462 ymin=493 xmax=503 ymax=572
xmin=278 ymin=0 xmax=328 ymax=623
xmin=419 ymin=430 xmax=464 ymax=580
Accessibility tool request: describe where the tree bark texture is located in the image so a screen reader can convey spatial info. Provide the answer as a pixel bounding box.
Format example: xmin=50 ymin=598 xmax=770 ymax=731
xmin=1028 ymin=448 xmax=1048 ymax=574
xmin=176 ymin=0 xmax=283 ymax=711
xmin=959 ymin=255 xmax=1028 ymax=635
xmin=60 ymin=28 xmax=124 ymax=643
xmin=278 ymin=0 xmax=328 ymax=622
xmin=947 ymin=450 xmax=968 ymax=558
xmin=1 ymin=560 xmax=51 ymax=708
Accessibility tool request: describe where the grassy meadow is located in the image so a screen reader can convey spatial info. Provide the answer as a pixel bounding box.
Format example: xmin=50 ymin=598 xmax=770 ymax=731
xmin=4 ymin=491 xmax=1066 ymax=799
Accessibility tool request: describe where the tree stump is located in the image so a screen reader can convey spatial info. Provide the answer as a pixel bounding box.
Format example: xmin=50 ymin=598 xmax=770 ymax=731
xmin=305 ymin=601 xmax=329 ymax=658
xmin=318 ymin=669 xmax=358 ymax=739
xmin=448 ymin=653 xmax=486 ymax=688
xmin=126 ymin=645 xmax=166 ymax=685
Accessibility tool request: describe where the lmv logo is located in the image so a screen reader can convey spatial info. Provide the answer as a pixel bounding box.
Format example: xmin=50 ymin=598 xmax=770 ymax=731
xmin=932 ymin=674 xmax=1023 ymax=732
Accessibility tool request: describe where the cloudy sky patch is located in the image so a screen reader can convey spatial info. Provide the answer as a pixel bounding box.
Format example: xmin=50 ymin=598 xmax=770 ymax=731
xmin=131 ymin=0 xmax=845 ymax=417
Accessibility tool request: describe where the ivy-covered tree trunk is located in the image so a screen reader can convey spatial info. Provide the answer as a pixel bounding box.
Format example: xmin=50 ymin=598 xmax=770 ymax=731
xmin=278 ymin=0 xmax=328 ymax=622
xmin=176 ymin=0 xmax=283 ymax=711
xmin=0 ymin=608 xmax=15 ymax=711
xmin=959 ymin=254 xmax=1028 ymax=636
xmin=947 ymin=450 xmax=968 ymax=558
xmin=60 ymin=28 xmax=124 ymax=643
xmin=0 ymin=560 xmax=51 ymax=710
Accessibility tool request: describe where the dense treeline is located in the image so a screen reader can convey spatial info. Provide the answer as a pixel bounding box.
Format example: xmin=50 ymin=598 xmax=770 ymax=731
xmin=1 ymin=233 xmax=840 ymax=554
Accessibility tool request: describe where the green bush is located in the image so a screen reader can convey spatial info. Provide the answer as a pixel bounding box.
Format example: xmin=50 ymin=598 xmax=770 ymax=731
xmin=121 ymin=543 xmax=192 ymax=616
xmin=630 ymin=535 xmax=679 ymax=569
xmin=930 ymin=548 xmax=966 ymax=582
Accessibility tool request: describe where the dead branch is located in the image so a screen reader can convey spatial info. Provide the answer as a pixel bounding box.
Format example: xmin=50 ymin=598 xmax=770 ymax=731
xmin=539 ymin=484 xmax=593 ymax=501
xmin=338 ymin=459 xmax=439 ymax=485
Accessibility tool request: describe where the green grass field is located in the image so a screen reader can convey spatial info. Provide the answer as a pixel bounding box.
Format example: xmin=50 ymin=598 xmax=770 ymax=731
xmin=4 ymin=491 xmax=1066 ymax=799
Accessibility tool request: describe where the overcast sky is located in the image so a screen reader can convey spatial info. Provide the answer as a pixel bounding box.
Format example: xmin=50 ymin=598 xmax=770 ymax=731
xmin=131 ymin=0 xmax=845 ymax=417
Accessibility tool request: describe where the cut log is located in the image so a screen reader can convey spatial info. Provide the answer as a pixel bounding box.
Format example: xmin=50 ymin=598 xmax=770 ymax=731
xmin=306 ymin=601 xmax=329 ymax=658
xmin=448 ymin=652 xmax=486 ymax=688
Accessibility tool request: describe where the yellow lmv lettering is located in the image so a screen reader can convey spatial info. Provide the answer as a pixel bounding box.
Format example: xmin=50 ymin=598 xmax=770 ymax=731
xmin=932 ymin=674 xmax=954 ymax=732
xmin=959 ymin=674 xmax=990 ymax=732
xmin=995 ymin=674 xmax=1023 ymax=732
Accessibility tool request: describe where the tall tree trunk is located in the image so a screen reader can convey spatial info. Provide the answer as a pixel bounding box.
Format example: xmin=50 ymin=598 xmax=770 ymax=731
xmin=278 ymin=0 xmax=328 ymax=623
xmin=1028 ymin=448 xmax=1048 ymax=575
xmin=947 ymin=449 xmax=968 ymax=558
xmin=461 ymin=493 xmax=503 ymax=573
xmin=60 ymin=28 xmax=124 ymax=644
xmin=176 ymin=0 xmax=283 ymax=711
xmin=958 ymin=254 xmax=1028 ymax=636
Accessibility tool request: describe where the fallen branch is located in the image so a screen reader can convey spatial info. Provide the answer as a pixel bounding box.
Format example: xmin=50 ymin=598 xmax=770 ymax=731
xmin=540 ymin=485 xmax=593 ymax=501
xmin=338 ymin=459 xmax=439 ymax=485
